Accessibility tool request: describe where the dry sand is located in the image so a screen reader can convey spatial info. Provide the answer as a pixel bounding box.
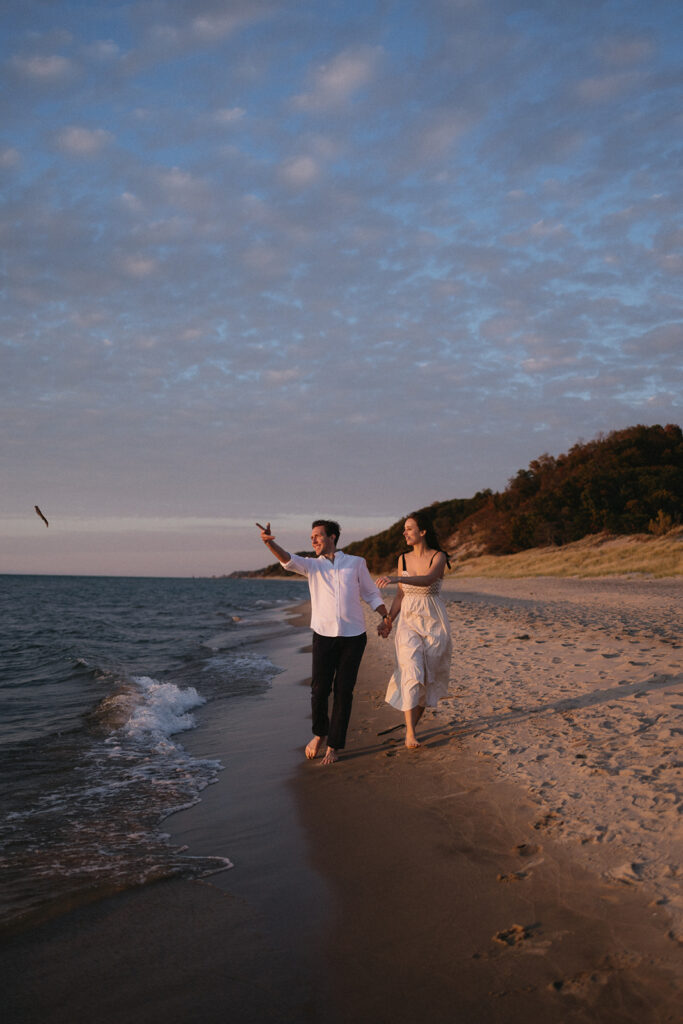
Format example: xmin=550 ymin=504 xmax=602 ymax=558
xmin=439 ymin=576 xmax=682 ymax=935
xmin=3 ymin=577 xmax=681 ymax=1023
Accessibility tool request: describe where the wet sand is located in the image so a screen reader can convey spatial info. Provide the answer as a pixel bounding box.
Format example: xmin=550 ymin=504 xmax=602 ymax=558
xmin=3 ymin=578 xmax=681 ymax=1023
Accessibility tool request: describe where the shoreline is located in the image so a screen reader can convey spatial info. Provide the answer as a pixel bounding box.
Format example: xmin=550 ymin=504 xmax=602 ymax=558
xmin=2 ymin=599 xmax=328 ymax=1024
xmin=3 ymin=578 xmax=681 ymax=1022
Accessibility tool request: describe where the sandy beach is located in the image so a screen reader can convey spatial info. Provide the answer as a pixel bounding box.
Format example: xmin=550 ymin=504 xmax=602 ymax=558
xmin=3 ymin=577 xmax=682 ymax=1023
xmin=298 ymin=575 xmax=682 ymax=1023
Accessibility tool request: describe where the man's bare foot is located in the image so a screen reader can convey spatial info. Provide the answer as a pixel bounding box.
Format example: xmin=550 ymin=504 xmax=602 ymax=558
xmin=321 ymin=747 xmax=339 ymax=765
xmin=305 ymin=736 xmax=323 ymax=760
xmin=405 ymin=735 xmax=421 ymax=750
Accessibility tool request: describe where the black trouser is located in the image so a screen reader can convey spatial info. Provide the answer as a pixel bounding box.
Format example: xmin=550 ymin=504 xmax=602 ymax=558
xmin=311 ymin=632 xmax=367 ymax=750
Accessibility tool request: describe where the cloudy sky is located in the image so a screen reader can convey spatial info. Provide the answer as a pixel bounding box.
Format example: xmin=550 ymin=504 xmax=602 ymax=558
xmin=2 ymin=0 xmax=681 ymax=576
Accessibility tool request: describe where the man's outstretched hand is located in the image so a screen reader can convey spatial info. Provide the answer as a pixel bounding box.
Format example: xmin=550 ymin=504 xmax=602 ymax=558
xmin=256 ymin=521 xmax=274 ymax=543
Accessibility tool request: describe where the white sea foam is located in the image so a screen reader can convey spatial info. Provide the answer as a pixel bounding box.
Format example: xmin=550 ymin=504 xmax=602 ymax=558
xmin=124 ymin=676 xmax=205 ymax=742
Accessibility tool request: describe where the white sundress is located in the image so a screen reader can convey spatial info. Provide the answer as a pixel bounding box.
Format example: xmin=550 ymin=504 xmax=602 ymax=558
xmin=385 ymin=556 xmax=453 ymax=712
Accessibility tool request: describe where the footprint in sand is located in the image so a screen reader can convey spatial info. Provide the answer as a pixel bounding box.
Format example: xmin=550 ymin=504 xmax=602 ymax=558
xmin=533 ymin=812 xmax=563 ymax=832
xmin=497 ymin=870 xmax=528 ymax=882
xmin=551 ymin=967 xmax=612 ymax=995
xmin=605 ymin=862 xmax=645 ymax=884
xmin=513 ymin=842 xmax=541 ymax=858
xmin=493 ymin=923 xmax=538 ymax=946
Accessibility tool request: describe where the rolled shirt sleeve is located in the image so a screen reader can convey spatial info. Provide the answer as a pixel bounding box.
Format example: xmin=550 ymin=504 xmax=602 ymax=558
xmin=357 ymin=557 xmax=384 ymax=612
xmin=282 ymin=553 xmax=311 ymax=577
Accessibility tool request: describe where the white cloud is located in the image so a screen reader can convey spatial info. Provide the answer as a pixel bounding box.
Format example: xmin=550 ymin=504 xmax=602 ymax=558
xmin=417 ymin=109 xmax=473 ymax=160
xmin=148 ymin=23 xmax=180 ymax=48
xmin=85 ymin=40 xmax=121 ymax=61
xmin=243 ymin=244 xmax=280 ymax=275
xmin=209 ymin=107 xmax=246 ymax=126
xmin=121 ymin=256 xmax=158 ymax=278
xmin=280 ymin=155 xmax=320 ymax=187
xmin=57 ymin=125 xmax=113 ymax=156
xmin=120 ymin=191 xmax=144 ymax=213
xmin=265 ymin=368 xmax=301 ymax=384
xmin=191 ymin=12 xmax=246 ymax=40
xmin=157 ymin=167 xmax=208 ymax=202
xmin=529 ymin=219 xmax=566 ymax=238
xmin=140 ymin=3 xmax=270 ymax=58
xmin=147 ymin=167 xmax=213 ymax=215
xmin=294 ymin=46 xmax=381 ymax=111
xmin=10 ymin=54 xmax=76 ymax=80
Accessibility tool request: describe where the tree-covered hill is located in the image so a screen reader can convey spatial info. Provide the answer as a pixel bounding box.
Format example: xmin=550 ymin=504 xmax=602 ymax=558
xmin=233 ymin=424 xmax=682 ymax=576
xmin=347 ymin=424 xmax=682 ymax=571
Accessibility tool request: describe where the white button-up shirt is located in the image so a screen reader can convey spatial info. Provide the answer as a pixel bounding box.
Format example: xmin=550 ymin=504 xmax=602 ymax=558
xmin=283 ymin=550 xmax=384 ymax=637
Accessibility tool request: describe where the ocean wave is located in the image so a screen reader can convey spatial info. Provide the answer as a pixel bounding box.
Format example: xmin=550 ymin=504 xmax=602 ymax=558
xmin=0 ymin=575 xmax=306 ymax=931
xmin=125 ymin=675 xmax=205 ymax=741
xmin=0 ymin=673 xmax=225 ymax=930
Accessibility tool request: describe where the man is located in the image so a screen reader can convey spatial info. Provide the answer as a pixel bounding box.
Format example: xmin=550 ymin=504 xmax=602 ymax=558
xmin=256 ymin=519 xmax=392 ymax=765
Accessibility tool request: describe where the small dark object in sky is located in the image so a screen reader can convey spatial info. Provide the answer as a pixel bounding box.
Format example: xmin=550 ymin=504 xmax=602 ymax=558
xmin=34 ymin=505 xmax=49 ymax=527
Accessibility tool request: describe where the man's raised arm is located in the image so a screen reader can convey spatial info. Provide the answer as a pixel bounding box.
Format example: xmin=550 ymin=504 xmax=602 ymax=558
xmin=256 ymin=522 xmax=292 ymax=565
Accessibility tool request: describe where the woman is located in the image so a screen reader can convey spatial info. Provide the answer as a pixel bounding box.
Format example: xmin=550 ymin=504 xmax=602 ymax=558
xmin=375 ymin=513 xmax=452 ymax=749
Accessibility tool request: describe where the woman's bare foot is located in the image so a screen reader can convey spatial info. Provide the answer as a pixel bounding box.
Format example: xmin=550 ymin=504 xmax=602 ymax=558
xmin=305 ymin=736 xmax=323 ymax=760
xmin=321 ymin=747 xmax=339 ymax=765
xmin=404 ymin=705 xmax=425 ymax=749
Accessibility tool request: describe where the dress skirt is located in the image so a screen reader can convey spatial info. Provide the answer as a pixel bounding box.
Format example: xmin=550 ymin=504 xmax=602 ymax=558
xmin=385 ymin=589 xmax=452 ymax=712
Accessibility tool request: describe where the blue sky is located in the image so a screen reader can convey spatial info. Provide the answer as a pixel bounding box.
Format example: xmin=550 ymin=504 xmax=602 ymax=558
xmin=2 ymin=0 xmax=681 ymax=575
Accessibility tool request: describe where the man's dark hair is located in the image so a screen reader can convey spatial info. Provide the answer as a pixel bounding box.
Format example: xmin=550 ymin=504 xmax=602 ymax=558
xmin=312 ymin=519 xmax=341 ymax=545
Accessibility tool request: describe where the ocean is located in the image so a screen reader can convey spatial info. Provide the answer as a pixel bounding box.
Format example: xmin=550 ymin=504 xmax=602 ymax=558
xmin=0 ymin=574 xmax=307 ymax=932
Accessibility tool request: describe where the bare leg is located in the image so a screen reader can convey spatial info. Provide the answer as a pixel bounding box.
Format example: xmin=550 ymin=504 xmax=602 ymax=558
xmin=321 ymin=746 xmax=339 ymax=765
xmin=305 ymin=736 xmax=324 ymax=760
xmin=404 ymin=705 xmax=425 ymax=749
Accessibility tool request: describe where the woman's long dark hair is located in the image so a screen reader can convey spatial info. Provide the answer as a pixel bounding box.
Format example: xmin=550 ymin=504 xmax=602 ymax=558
xmin=405 ymin=511 xmax=451 ymax=567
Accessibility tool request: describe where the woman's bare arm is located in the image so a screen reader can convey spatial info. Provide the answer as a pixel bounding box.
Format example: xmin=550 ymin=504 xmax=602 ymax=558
xmin=376 ymin=551 xmax=447 ymax=588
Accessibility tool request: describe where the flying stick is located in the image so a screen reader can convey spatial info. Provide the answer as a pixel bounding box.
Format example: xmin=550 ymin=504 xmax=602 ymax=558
xmin=34 ymin=505 xmax=49 ymax=527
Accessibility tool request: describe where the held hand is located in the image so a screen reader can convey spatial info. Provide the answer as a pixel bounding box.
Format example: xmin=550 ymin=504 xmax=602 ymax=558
xmin=375 ymin=576 xmax=393 ymax=589
xmin=377 ymin=618 xmax=392 ymax=638
xmin=256 ymin=521 xmax=274 ymax=543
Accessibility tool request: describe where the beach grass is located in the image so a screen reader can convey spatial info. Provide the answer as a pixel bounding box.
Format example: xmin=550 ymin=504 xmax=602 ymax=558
xmin=450 ymin=526 xmax=683 ymax=578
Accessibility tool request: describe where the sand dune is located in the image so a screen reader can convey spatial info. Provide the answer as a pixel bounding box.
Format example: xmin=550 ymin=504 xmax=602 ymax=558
xmin=450 ymin=528 xmax=683 ymax=578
